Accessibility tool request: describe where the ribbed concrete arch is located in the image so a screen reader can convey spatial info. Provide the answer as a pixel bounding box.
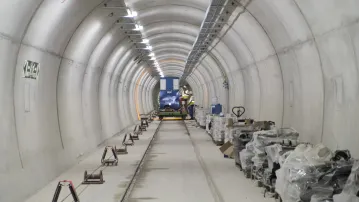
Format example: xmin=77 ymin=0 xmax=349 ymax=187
xmin=144 ymin=21 xmax=199 ymax=37
xmin=1 ymin=1 xmax=359 ymax=201
xmin=134 ymin=5 xmax=204 ymax=26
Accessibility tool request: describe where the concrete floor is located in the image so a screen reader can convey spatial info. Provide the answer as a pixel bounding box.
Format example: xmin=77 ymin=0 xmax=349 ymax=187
xmin=128 ymin=121 xmax=215 ymax=202
xmin=25 ymin=122 xmax=161 ymax=202
xmin=129 ymin=120 xmax=273 ymax=202
xmin=26 ymin=120 xmax=273 ymax=202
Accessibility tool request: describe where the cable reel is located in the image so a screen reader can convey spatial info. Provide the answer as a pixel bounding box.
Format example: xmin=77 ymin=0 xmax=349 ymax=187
xmin=82 ymin=170 xmax=105 ymax=184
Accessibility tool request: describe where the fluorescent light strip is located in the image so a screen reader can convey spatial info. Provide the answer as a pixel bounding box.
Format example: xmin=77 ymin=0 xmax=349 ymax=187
xmin=127 ymin=8 xmax=164 ymax=77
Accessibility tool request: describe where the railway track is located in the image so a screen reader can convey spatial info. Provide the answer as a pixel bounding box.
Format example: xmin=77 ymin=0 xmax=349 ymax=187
xmin=120 ymin=120 xmax=223 ymax=202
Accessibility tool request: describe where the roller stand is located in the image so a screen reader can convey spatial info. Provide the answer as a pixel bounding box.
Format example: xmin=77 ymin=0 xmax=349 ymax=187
xmin=82 ymin=170 xmax=105 ymax=184
xmin=123 ymin=133 xmax=134 ymax=146
xmin=115 ymin=145 xmax=128 ymax=155
xmin=101 ymin=146 xmax=118 ymax=166
xmin=52 ymin=180 xmax=80 ymax=202
xmin=140 ymin=115 xmax=149 ymax=131
xmin=134 ymin=125 xmax=143 ymax=136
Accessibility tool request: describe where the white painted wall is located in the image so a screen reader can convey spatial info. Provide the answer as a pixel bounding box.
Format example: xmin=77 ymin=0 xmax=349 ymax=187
xmin=0 ymin=0 xmax=358 ymax=201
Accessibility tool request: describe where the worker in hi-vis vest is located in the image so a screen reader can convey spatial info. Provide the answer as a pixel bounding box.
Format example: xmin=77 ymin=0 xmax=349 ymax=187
xmin=188 ymin=100 xmax=195 ymax=120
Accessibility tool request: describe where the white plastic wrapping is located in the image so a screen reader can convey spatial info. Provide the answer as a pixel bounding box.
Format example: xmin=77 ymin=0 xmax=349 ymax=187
xmin=195 ymin=107 xmax=208 ymax=127
xmin=212 ymin=116 xmax=226 ymax=142
xmin=311 ymin=194 xmax=334 ymax=202
xmin=265 ymin=144 xmax=283 ymax=170
xmin=251 ymin=127 xmax=299 ymax=169
xmin=240 ymin=142 xmax=255 ymax=170
xmin=275 ymin=144 xmax=333 ymax=202
xmin=333 ymin=160 xmax=359 ymax=202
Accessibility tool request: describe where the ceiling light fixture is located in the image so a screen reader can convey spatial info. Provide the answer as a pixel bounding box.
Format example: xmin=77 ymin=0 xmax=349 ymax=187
xmin=126 ymin=9 xmax=138 ymax=18
xmin=125 ymin=7 xmax=163 ymax=77
xmin=134 ymin=24 xmax=143 ymax=31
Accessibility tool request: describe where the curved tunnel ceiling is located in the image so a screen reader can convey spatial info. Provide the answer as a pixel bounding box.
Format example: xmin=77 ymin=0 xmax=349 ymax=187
xmin=1 ymin=0 xmax=359 ymax=201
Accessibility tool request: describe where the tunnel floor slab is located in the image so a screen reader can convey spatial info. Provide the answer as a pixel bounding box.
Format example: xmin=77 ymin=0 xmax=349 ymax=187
xmin=25 ymin=121 xmax=160 ymax=202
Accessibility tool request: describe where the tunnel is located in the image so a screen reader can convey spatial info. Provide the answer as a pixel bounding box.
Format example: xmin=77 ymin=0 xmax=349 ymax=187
xmin=1 ymin=0 xmax=359 ymax=202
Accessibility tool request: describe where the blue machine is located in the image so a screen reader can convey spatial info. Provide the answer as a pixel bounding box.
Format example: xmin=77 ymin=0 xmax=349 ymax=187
xmin=159 ymin=77 xmax=180 ymax=110
xmin=211 ymin=104 xmax=222 ymax=115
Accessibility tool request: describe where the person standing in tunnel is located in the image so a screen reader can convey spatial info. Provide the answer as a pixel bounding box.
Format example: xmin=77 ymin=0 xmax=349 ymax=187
xmin=188 ymin=100 xmax=195 ymax=120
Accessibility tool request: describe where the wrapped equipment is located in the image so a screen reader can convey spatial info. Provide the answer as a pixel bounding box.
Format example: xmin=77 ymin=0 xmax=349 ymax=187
xmin=333 ymin=160 xmax=359 ymax=202
xmin=275 ymin=144 xmax=333 ymax=202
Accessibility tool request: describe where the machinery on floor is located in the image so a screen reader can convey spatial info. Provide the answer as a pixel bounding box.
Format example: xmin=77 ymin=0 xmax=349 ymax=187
xmin=52 ymin=180 xmax=80 ymax=202
xmin=194 ymin=105 xmax=359 ymax=202
xmin=101 ymin=146 xmax=119 ymax=166
xmin=140 ymin=115 xmax=149 ymax=130
xmin=157 ymin=77 xmax=188 ymax=120
xmin=48 ymin=113 xmax=156 ymax=202
xmin=115 ymin=133 xmax=135 ymax=155
xmin=82 ymin=170 xmax=105 ymax=184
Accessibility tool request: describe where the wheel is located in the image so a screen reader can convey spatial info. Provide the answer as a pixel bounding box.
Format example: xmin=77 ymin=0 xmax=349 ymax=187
xmin=159 ymin=116 xmax=163 ymax=120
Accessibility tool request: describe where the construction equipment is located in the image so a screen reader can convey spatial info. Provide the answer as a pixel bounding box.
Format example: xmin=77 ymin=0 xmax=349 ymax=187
xmin=158 ymin=77 xmax=188 ymax=120
xmin=123 ymin=133 xmax=134 ymax=146
xmin=82 ymin=170 xmax=105 ymax=184
xmin=115 ymin=145 xmax=128 ymax=155
xmin=101 ymin=146 xmax=118 ymax=166
xmin=115 ymin=134 xmax=132 ymax=155
xmin=131 ymin=132 xmax=139 ymax=141
xmin=140 ymin=115 xmax=149 ymax=131
xmin=232 ymin=106 xmax=254 ymax=124
xmin=52 ymin=180 xmax=80 ymax=202
xmin=131 ymin=125 xmax=141 ymax=141
xmin=134 ymin=125 xmax=143 ymax=136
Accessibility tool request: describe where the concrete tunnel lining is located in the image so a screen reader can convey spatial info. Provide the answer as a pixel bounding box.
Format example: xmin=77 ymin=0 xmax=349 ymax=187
xmin=0 ymin=0 xmax=359 ymax=201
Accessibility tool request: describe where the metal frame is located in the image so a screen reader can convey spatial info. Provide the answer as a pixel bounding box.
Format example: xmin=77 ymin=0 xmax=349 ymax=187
xmin=103 ymin=0 xmax=160 ymax=76
xmin=182 ymin=0 xmax=238 ymax=81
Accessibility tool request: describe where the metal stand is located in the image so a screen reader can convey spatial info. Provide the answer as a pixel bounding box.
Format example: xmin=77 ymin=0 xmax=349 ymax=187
xmin=134 ymin=125 xmax=143 ymax=136
xmin=52 ymin=180 xmax=80 ymax=202
xmin=123 ymin=133 xmax=134 ymax=146
xmin=101 ymin=146 xmax=118 ymax=166
xmin=132 ymin=132 xmax=139 ymax=140
xmin=115 ymin=145 xmax=128 ymax=155
xmin=82 ymin=170 xmax=105 ymax=184
xmin=140 ymin=115 xmax=149 ymax=131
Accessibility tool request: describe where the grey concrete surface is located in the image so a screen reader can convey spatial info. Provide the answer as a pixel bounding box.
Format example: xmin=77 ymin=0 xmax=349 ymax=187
xmin=184 ymin=120 xmax=273 ymax=202
xmin=129 ymin=121 xmax=215 ymax=202
xmin=26 ymin=122 xmax=160 ymax=202
xmin=129 ymin=120 xmax=272 ymax=202
xmin=1 ymin=1 xmax=359 ymax=201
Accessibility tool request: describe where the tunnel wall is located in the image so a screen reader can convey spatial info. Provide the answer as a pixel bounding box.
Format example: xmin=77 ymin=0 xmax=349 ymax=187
xmin=0 ymin=1 xmax=155 ymax=201
xmin=1 ymin=0 xmax=359 ymax=201
xmin=189 ymin=0 xmax=359 ymax=157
